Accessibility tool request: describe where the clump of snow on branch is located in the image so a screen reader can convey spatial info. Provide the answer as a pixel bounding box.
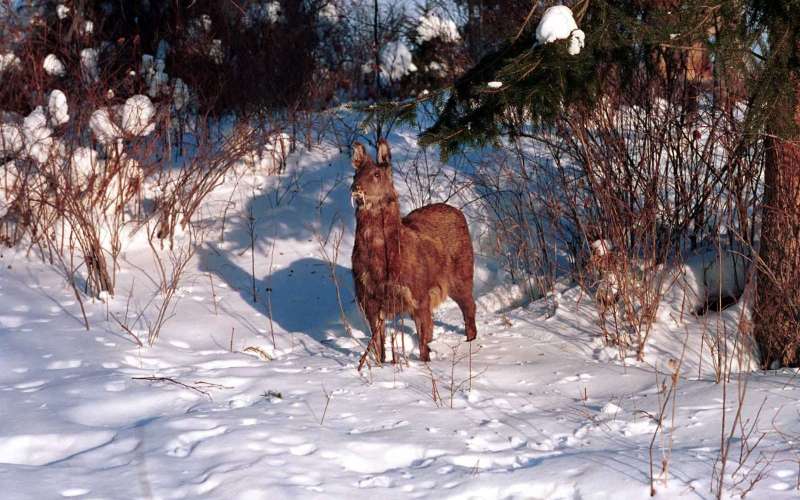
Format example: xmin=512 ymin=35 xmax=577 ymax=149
xmin=142 ymin=54 xmax=169 ymax=97
xmin=22 ymin=107 xmax=58 ymax=164
xmin=43 ymin=54 xmax=66 ymax=77
xmin=173 ymin=78 xmax=190 ymax=111
xmin=0 ymin=124 xmax=24 ymax=156
xmin=70 ymin=147 xmax=101 ymax=186
xmin=426 ymin=61 xmax=447 ymax=77
xmin=48 ymin=89 xmax=69 ymax=126
xmin=121 ymin=95 xmax=156 ymax=136
xmin=0 ymin=53 xmax=21 ymax=73
xmin=89 ymin=108 xmax=122 ymax=143
xmin=56 ymin=4 xmax=70 ymax=19
xmin=80 ymin=48 xmax=99 ymax=82
xmin=535 ymin=5 xmax=585 ymax=56
xmin=0 ymin=103 xmax=75 ymax=165
xmin=591 ymin=239 xmax=613 ymax=257
xmin=318 ymin=3 xmax=338 ymax=23
xmin=416 ymin=13 xmax=460 ymax=44
xmin=209 ymin=40 xmax=224 ymax=64
xmin=200 ymin=14 xmax=213 ymax=32
xmin=244 ymin=1 xmax=283 ymax=26
xmin=378 ymin=41 xmax=417 ymax=83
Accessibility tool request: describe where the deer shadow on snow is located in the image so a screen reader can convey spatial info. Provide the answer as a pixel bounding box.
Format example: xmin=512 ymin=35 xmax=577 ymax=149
xmin=196 ymin=142 xmax=371 ymax=355
xmin=198 ymin=249 xmax=368 ymax=353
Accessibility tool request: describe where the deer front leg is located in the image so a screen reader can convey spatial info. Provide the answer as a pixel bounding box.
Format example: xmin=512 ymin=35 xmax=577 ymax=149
xmin=365 ymin=304 xmax=386 ymax=363
xmin=374 ymin=316 xmax=386 ymax=363
xmin=414 ymin=301 xmax=434 ymax=362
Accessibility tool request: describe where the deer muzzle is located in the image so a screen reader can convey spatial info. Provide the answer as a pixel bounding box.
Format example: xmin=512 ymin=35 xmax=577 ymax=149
xmin=351 ymin=189 xmax=366 ymax=208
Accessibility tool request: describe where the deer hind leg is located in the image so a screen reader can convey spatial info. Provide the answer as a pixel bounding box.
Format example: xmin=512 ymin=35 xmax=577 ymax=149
xmin=450 ymin=284 xmax=477 ymax=341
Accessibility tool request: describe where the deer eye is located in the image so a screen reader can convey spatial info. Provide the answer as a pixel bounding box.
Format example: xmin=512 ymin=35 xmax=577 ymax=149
xmin=373 ymin=171 xmax=381 ymax=179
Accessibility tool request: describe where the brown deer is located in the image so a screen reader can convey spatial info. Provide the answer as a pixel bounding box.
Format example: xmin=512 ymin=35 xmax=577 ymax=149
xmin=350 ymin=139 xmax=477 ymax=362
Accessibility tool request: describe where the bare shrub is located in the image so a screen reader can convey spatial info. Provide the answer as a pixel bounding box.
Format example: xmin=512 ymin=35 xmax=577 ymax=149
xmin=452 ymin=57 xmax=762 ymax=362
xmin=143 ymin=221 xmax=198 ymax=346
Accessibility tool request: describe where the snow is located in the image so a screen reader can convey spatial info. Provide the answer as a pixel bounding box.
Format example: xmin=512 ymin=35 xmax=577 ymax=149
xmin=121 ymin=95 xmax=156 ymax=136
xmin=0 ymin=118 xmax=798 ymax=500
xmin=143 ymin=55 xmax=169 ymax=97
xmin=141 ymin=53 xmax=154 ymax=74
xmin=80 ymin=48 xmax=99 ymax=82
xmin=591 ymin=238 xmax=613 ymax=256
xmin=22 ymin=106 xmax=58 ymax=164
xmin=0 ymin=52 xmax=21 ymax=73
xmin=89 ymin=107 xmax=122 ymax=143
xmin=0 ymin=124 xmax=24 ymax=156
xmin=665 ymin=248 xmax=748 ymax=313
xmin=70 ymin=146 xmax=101 ymax=186
xmin=157 ymin=40 xmax=170 ymax=61
xmin=0 ymin=432 xmax=114 ymax=466
xmin=83 ymin=20 xmax=94 ymax=34
xmin=47 ymin=89 xmax=69 ymax=126
xmin=23 ymin=106 xmax=48 ymax=133
xmin=43 ymin=54 xmax=66 ymax=77
xmin=379 ymin=41 xmax=417 ymax=83
xmin=318 ymin=3 xmax=338 ymax=23
xmin=568 ymin=29 xmax=585 ymax=56
xmin=56 ymin=4 xmax=70 ymax=19
xmin=245 ymin=1 xmax=283 ymax=26
xmin=416 ymin=13 xmax=461 ymax=44
xmin=426 ymin=61 xmax=446 ymax=77
xmin=487 ymin=81 xmax=503 ymax=89
xmin=200 ymin=13 xmax=213 ymax=32
xmin=173 ymin=78 xmax=190 ymax=110
xmin=264 ymin=1 xmax=283 ymax=23
xmin=209 ymin=39 xmax=224 ymax=64
xmin=535 ymin=5 xmax=585 ymax=55
xmin=241 ymin=131 xmax=290 ymax=174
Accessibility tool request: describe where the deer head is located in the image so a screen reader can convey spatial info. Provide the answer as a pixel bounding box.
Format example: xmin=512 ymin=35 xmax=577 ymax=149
xmin=351 ymin=139 xmax=397 ymax=210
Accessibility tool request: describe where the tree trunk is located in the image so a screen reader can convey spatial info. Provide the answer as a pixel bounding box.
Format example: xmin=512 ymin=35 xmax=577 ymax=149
xmin=753 ymin=69 xmax=800 ymax=368
xmin=753 ymin=133 xmax=800 ymax=367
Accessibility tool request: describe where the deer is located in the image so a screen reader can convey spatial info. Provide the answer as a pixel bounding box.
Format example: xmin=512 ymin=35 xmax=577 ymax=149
xmin=350 ymin=139 xmax=477 ymax=363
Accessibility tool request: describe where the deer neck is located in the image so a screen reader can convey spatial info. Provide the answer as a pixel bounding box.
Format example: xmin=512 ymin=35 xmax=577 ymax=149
xmin=355 ymin=197 xmax=402 ymax=273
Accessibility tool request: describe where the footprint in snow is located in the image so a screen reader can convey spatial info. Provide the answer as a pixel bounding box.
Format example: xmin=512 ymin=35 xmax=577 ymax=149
xmin=165 ymin=426 xmax=227 ymax=458
xmin=289 ymin=443 xmax=318 ymax=456
xmin=14 ymin=379 xmax=47 ymax=392
xmin=467 ymin=432 xmax=526 ymax=453
xmin=103 ymin=380 xmax=126 ymax=392
xmin=349 ymin=420 xmax=409 ymax=435
xmin=0 ymin=315 xmax=24 ymax=328
xmin=357 ymin=476 xmax=394 ymax=488
xmin=46 ymin=360 xmax=82 ymax=370
xmin=288 ymin=474 xmax=321 ymax=486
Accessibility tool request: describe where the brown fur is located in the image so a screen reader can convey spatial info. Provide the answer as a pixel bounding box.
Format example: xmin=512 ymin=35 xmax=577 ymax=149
xmin=351 ymin=140 xmax=477 ymax=362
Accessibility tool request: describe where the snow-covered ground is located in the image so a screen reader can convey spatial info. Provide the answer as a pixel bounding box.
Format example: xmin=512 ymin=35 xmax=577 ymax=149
xmin=1 ymin=127 xmax=799 ymax=500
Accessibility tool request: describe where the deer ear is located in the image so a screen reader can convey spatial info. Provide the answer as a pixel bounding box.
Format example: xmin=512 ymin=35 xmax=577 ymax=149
xmin=352 ymin=142 xmax=367 ymax=169
xmin=376 ymin=139 xmax=391 ymax=165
